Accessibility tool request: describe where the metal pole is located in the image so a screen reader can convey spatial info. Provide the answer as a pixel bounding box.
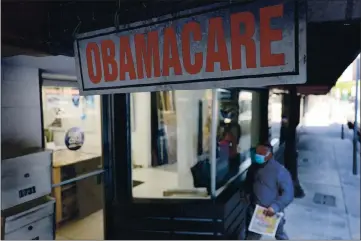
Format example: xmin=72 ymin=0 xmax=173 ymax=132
xmin=52 ymin=169 xmax=105 ymax=188
xmin=353 ymin=66 xmax=359 ymax=175
xmin=341 ymin=124 xmax=344 ymax=140
xmin=210 ymin=89 xmax=219 ymax=198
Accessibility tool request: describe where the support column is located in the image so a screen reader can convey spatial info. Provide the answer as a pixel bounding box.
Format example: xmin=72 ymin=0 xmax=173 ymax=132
xmin=175 ymin=90 xmax=203 ymax=189
xmin=230 ymin=90 xmax=240 ymax=114
xmin=284 ymin=88 xmax=305 ymax=198
xmin=301 ymin=96 xmax=306 ymax=126
xmin=250 ymin=90 xmax=269 ymax=147
xmin=259 ymin=90 xmax=270 ymax=144
xmin=251 ymin=92 xmax=261 ymax=147
xmin=150 ymin=93 xmax=159 ymax=167
xmin=131 ymin=93 xmax=151 ymax=168
xmin=280 ymin=94 xmax=289 ymax=145
xmin=102 ymin=94 xmax=132 ymax=239
xmin=304 ymin=95 xmax=308 ymax=115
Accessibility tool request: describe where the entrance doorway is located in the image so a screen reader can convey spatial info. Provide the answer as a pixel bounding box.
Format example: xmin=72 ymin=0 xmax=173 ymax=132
xmin=40 ymin=76 xmax=104 ymax=240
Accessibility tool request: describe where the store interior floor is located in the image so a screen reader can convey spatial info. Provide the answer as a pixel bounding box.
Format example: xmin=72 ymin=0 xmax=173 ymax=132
xmin=55 ymin=164 xmax=179 ymax=240
xmin=56 ymin=209 xmax=104 ymax=240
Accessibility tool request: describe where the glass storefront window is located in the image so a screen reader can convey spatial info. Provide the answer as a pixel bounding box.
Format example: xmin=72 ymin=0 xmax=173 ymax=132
xmin=214 ymin=89 xmax=254 ymax=194
xmin=42 ymin=87 xmax=102 ymax=157
xmin=130 ymin=88 xmax=262 ymax=199
xmin=42 ymin=86 xmax=103 ymax=176
xmin=131 ymin=89 xmax=213 ymax=199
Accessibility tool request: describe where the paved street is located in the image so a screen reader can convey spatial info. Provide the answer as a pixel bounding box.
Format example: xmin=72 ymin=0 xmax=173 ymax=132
xmin=282 ymin=98 xmax=360 ymax=240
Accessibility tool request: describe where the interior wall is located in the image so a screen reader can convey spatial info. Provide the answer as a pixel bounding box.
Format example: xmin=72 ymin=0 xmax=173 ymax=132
xmin=131 ymin=92 xmax=151 ymax=168
xmin=175 ymin=90 xmax=208 ymax=189
xmin=1 ymin=64 xmax=42 ymax=151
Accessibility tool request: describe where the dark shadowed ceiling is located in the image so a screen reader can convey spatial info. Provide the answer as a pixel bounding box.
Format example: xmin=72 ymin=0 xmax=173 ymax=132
xmin=2 ymin=0 xmax=360 ymax=93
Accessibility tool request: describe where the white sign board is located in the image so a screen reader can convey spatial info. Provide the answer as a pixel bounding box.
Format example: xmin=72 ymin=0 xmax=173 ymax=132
xmin=74 ymin=0 xmax=307 ymax=95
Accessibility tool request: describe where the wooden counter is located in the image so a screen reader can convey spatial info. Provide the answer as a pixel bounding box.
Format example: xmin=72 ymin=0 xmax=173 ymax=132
xmin=52 ymin=149 xmax=103 ymax=225
xmin=52 ymin=149 xmax=100 ymax=167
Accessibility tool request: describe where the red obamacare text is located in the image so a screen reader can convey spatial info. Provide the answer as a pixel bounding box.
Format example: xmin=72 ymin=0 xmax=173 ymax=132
xmin=85 ymin=4 xmax=285 ymax=84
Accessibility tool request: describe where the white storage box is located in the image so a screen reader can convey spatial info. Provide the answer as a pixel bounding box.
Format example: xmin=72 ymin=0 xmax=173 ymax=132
xmin=2 ymin=196 xmax=55 ymax=240
xmin=1 ymin=148 xmax=52 ymax=210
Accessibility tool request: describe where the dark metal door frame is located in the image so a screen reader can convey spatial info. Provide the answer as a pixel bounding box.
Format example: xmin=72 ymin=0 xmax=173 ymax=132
xmin=101 ymin=94 xmax=132 ymax=240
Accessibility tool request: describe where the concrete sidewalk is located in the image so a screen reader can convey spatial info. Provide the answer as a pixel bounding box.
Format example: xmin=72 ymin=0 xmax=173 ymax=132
xmin=276 ymin=93 xmax=361 ymax=241
xmin=261 ymin=97 xmax=361 ymax=240
xmin=283 ymin=124 xmax=360 ymax=240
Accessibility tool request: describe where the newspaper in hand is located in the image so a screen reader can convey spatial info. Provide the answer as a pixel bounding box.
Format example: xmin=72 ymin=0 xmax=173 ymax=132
xmin=248 ymin=204 xmax=284 ymax=237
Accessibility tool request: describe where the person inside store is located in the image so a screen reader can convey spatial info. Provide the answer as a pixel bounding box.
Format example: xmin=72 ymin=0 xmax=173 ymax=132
xmin=244 ymin=143 xmax=294 ymax=240
xmin=219 ymin=110 xmax=241 ymax=175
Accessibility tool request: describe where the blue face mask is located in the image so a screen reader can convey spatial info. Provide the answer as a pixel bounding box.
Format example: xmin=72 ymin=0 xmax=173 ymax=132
xmin=252 ymin=151 xmax=270 ymax=164
xmin=254 ymin=154 xmax=266 ymax=164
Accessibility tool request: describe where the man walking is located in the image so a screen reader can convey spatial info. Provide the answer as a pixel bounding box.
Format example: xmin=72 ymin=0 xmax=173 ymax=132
xmin=245 ymin=143 xmax=294 ymax=240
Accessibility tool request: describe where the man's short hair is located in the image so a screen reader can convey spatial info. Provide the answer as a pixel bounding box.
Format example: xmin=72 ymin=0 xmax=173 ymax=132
xmin=258 ymin=142 xmax=273 ymax=153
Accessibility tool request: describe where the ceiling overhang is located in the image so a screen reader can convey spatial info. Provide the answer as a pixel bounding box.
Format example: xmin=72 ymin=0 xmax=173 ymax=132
xmin=2 ymin=45 xmax=50 ymax=57
xmin=296 ymin=85 xmax=332 ymax=95
xmin=1 ymin=0 xmax=360 ymax=92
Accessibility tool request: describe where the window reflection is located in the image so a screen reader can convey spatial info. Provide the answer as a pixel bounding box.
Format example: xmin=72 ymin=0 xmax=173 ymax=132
xmin=269 ymin=92 xmax=282 ymax=147
xmin=214 ymin=90 xmax=254 ymax=192
xmin=238 ymin=91 xmax=253 ymax=156
xmin=131 ymin=89 xmax=260 ymax=198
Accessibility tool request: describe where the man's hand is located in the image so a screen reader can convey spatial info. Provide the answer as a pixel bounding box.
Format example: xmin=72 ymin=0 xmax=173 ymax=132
xmin=263 ymin=206 xmax=276 ymax=217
